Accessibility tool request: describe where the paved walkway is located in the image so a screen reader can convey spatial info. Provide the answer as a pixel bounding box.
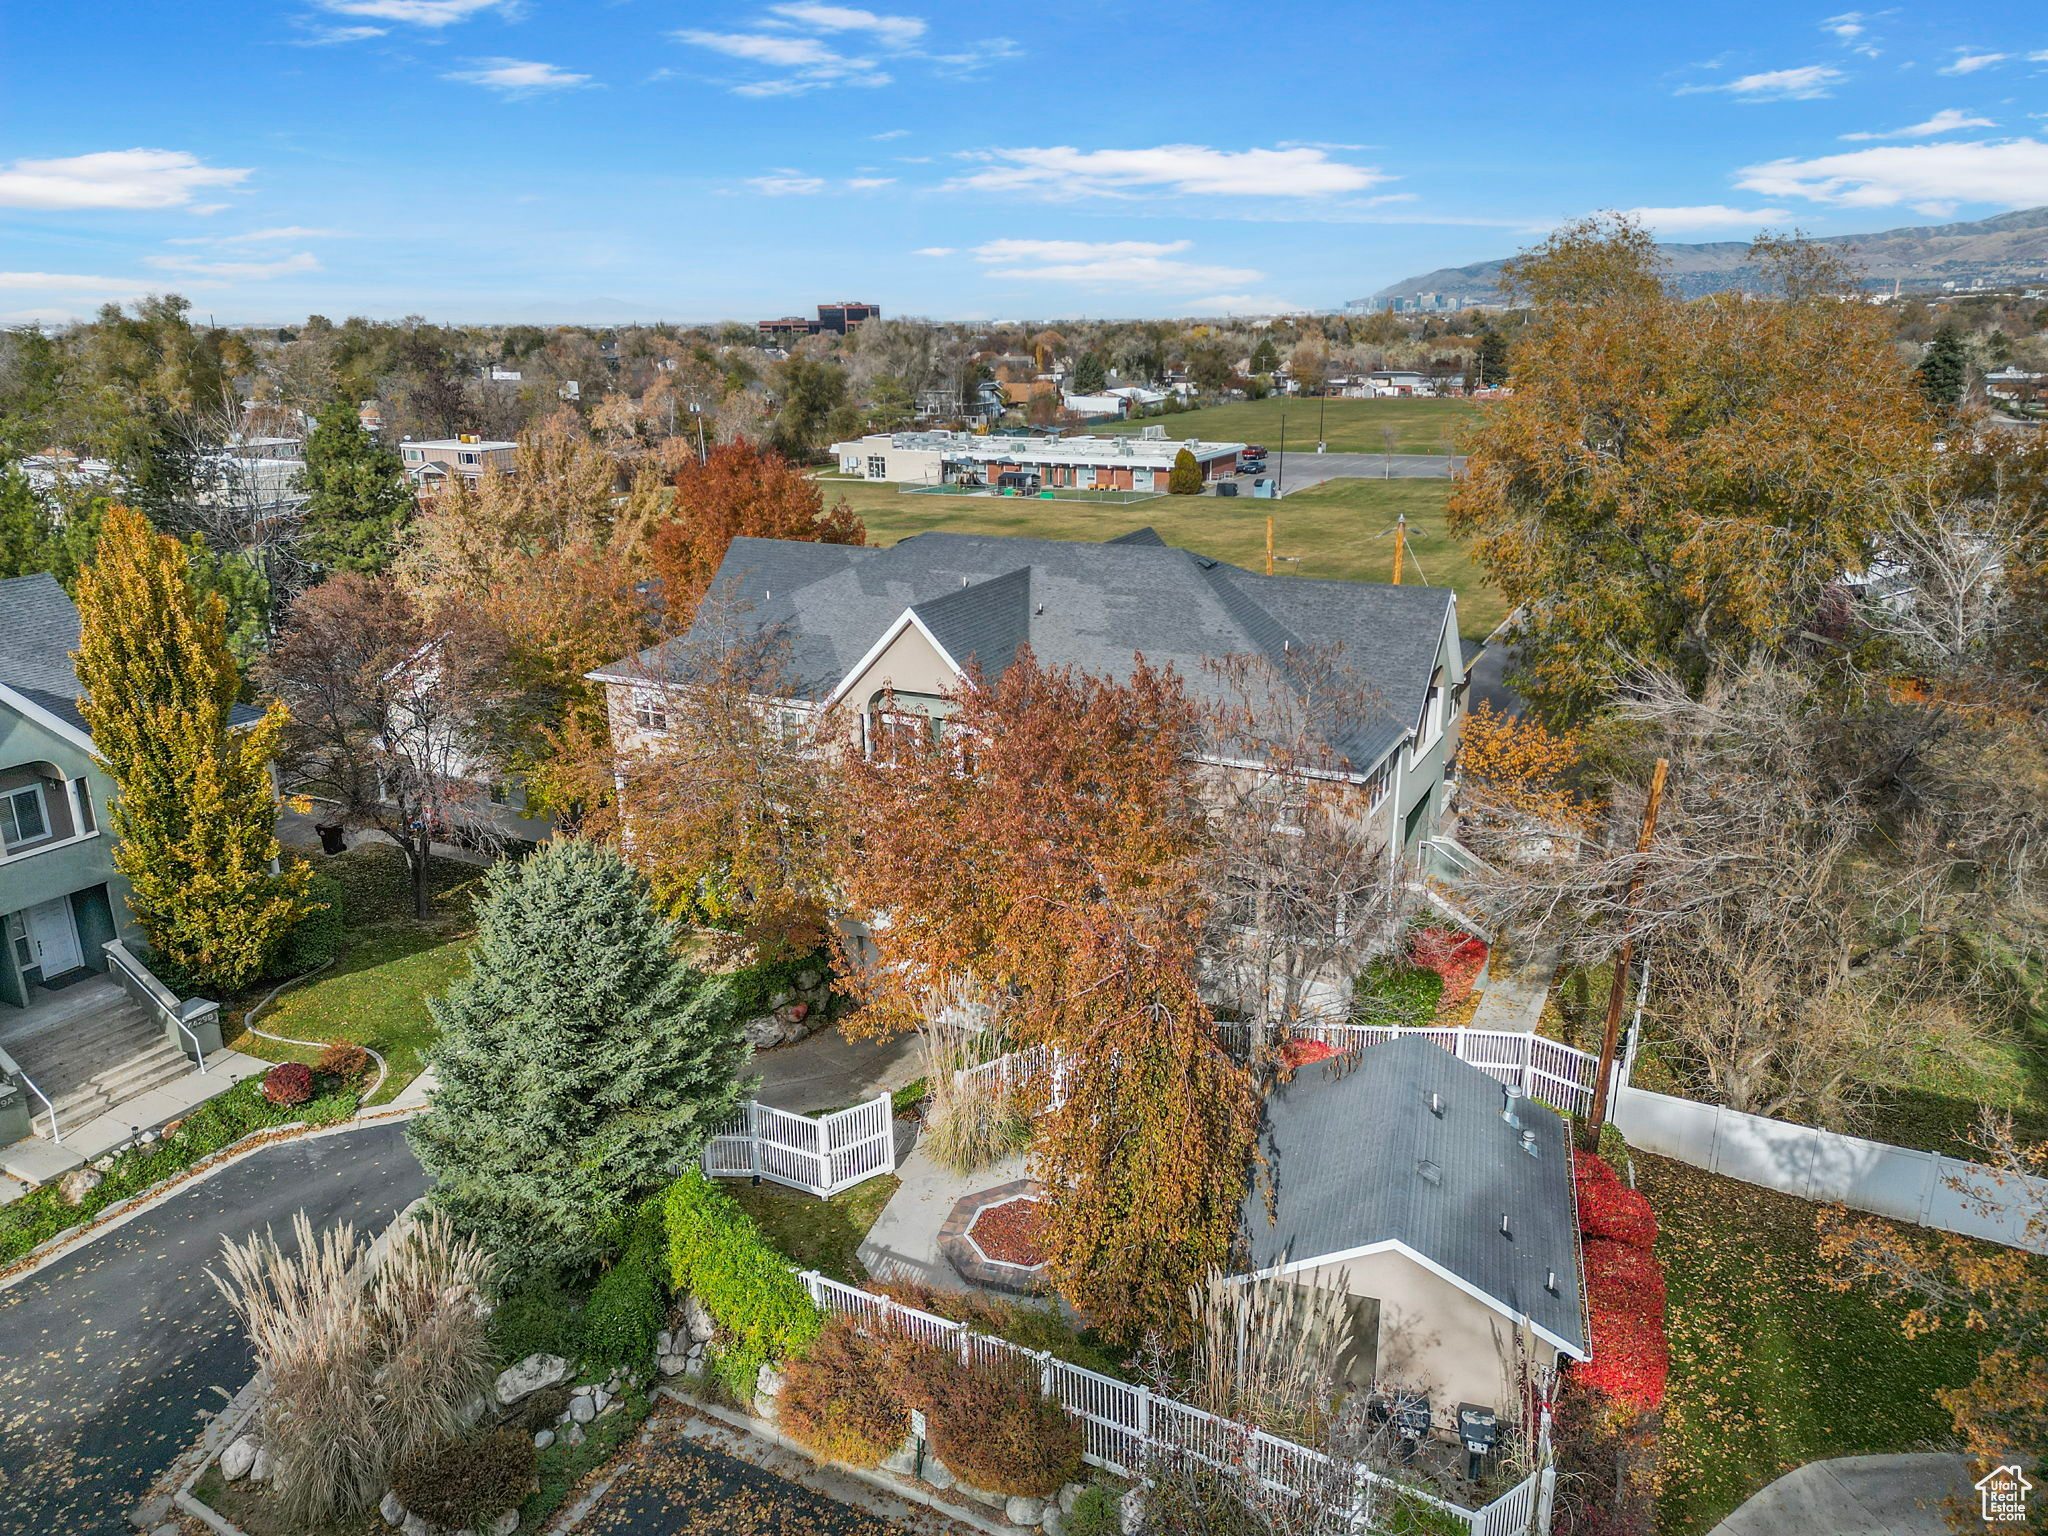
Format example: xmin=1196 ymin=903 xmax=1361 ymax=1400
xmin=1466 ymin=943 xmax=1561 ymax=1035
xmin=0 ymin=1120 xmax=426 ymax=1536
xmin=1706 ymin=1453 xmax=1980 ymax=1536
xmin=752 ymin=1025 xmax=921 ymax=1113
xmin=857 ymin=1145 xmax=1032 ymax=1291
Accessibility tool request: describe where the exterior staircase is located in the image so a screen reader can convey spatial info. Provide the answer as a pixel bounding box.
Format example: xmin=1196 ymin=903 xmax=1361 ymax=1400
xmin=7 ymin=996 xmax=197 ymax=1141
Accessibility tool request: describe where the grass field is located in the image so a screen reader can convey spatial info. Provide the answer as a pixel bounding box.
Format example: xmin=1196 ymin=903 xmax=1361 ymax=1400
xmin=1092 ymin=396 xmax=1485 ymax=454
xmin=831 ymin=475 xmax=1501 ymax=640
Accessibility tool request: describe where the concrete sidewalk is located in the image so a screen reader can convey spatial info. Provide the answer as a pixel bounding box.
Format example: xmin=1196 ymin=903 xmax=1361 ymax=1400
xmin=1465 ymin=943 xmax=1561 ymax=1036
xmin=751 ymin=1024 xmax=920 ymax=1112
xmin=1707 ymin=1454 xmax=1979 ymax=1536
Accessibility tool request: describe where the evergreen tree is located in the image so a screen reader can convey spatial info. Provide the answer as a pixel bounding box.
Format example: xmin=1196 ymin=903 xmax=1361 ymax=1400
xmin=1168 ymin=446 xmax=1203 ymax=495
xmin=1475 ymin=324 xmax=1510 ymax=387
xmin=1917 ymin=324 xmax=1968 ymax=416
xmin=74 ymin=505 xmax=308 ymax=990
xmin=408 ymin=840 xmax=751 ymax=1277
xmin=182 ymin=534 xmax=271 ymax=672
xmin=299 ymin=399 xmax=413 ymax=574
xmin=0 ymin=467 xmax=50 ymax=578
xmin=1071 ymin=350 xmax=1108 ymax=394
xmin=1249 ymin=337 xmax=1280 ymax=375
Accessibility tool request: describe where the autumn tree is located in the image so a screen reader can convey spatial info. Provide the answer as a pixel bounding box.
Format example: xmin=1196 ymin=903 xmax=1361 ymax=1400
xmin=262 ymin=574 xmax=509 ymax=919
xmin=1168 ymin=446 xmax=1203 ymax=495
xmin=299 ymin=398 xmax=413 ymax=574
xmin=1448 ymin=218 xmax=1933 ymax=718
xmin=74 ymin=505 xmax=309 ymax=989
xmin=646 ymin=440 xmax=866 ymax=617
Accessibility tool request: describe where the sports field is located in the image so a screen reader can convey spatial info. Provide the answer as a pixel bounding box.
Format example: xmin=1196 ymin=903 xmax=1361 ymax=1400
xmin=828 ymin=474 xmax=1501 ymax=640
xmin=1090 ymin=395 xmax=1485 ymax=455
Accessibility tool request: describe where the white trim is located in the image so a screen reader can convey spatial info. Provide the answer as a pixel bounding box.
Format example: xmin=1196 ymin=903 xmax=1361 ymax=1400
xmin=1239 ymin=1237 xmax=1589 ymax=1362
xmin=820 ymin=606 xmax=966 ymax=710
xmin=0 ymin=682 xmax=95 ymax=756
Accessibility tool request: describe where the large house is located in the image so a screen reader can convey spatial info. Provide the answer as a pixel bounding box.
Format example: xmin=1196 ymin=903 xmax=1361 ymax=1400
xmin=591 ymin=527 xmax=1467 ymax=862
xmin=1242 ymin=1036 xmax=1589 ymax=1422
xmin=0 ymin=575 xmax=260 ymax=1178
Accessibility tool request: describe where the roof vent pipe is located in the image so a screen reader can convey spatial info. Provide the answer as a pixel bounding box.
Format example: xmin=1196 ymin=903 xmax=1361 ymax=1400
xmin=1545 ymin=1269 xmax=1559 ymax=1295
xmin=1501 ymin=1084 xmax=1522 ymax=1129
xmin=1499 ymin=1212 xmax=1512 ymax=1239
xmin=1521 ymin=1128 xmax=1538 ymax=1157
xmin=1427 ymin=1090 xmax=1443 ymax=1118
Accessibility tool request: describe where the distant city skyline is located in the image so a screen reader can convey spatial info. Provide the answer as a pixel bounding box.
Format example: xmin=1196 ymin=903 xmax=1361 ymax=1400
xmin=3 ymin=1 xmax=2046 ymax=324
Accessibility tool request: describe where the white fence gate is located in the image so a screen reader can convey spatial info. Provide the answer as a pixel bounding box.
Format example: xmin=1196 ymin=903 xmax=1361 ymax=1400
xmin=800 ymin=1271 xmax=1553 ymax=1536
xmin=701 ymin=1094 xmax=896 ymax=1196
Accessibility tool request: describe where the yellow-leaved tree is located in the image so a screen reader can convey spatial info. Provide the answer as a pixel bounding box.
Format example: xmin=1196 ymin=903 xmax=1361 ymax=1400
xmin=74 ymin=505 xmax=308 ymax=990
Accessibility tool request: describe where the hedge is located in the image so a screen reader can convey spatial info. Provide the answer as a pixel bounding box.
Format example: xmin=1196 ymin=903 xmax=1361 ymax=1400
xmin=663 ymin=1169 xmax=823 ymax=1398
xmin=581 ymin=1201 xmax=669 ymax=1373
xmin=1572 ymin=1148 xmax=1671 ymax=1411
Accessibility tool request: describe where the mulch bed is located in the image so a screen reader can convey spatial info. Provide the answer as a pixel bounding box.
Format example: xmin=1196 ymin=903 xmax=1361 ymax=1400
xmin=967 ymin=1197 xmax=1045 ymax=1268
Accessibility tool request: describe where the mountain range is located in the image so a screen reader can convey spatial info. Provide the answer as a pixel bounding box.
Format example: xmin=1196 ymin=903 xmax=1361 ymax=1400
xmin=1373 ymin=206 xmax=2048 ymax=305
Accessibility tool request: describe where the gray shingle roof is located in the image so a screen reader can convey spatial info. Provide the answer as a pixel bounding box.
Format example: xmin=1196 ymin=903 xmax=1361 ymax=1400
xmin=1242 ymin=1035 xmax=1588 ymax=1356
xmin=0 ymin=570 xmax=262 ymax=740
xmin=603 ymin=529 xmax=1456 ymax=771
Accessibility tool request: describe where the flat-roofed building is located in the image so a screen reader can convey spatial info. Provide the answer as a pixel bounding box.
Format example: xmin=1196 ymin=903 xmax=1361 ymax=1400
xmin=829 ymin=429 xmax=1244 ymax=493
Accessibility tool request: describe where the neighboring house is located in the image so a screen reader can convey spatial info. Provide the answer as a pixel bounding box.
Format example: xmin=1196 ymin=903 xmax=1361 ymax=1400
xmin=1985 ymin=365 xmax=2045 ymax=404
xmin=591 ymin=526 xmax=1466 ymax=864
xmin=0 ymin=575 xmax=261 ymax=1164
xmin=830 ymin=430 xmax=1246 ymax=493
xmin=398 ymin=436 xmax=517 ymax=493
xmin=1241 ymin=1036 xmax=1589 ymax=1422
xmin=757 ymin=302 xmax=881 ymax=341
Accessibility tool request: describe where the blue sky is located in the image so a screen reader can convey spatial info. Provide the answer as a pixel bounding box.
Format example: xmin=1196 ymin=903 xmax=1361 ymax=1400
xmin=2 ymin=1 xmax=2045 ymax=324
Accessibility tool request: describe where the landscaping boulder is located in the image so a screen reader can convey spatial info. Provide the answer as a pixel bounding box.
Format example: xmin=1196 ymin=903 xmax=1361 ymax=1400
xmin=455 ymin=1392 xmax=490 ymax=1429
xmin=754 ymin=1364 xmax=783 ymax=1399
xmin=1119 ymin=1487 xmax=1145 ymax=1534
xmin=1042 ymin=1511 xmax=1065 ymax=1536
xmin=920 ymin=1457 xmax=956 ymax=1492
xmin=57 ymin=1167 xmax=103 ymax=1207
xmin=590 ymin=1386 xmax=613 ymax=1414
xmin=568 ymin=1394 xmax=596 ymax=1425
xmin=795 ymin=969 xmax=822 ymax=992
xmin=742 ymin=1015 xmax=786 ymax=1050
xmin=401 ymin=1515 xmax=430 ymax=1536
xmin=533 ymin=1429 xmax=554 ymax=1450
xmin=956 ymin=1481 xmax=1006 ymax=1510
xmin=563 ymin=1423 xmax=586 ymax=1447
xmin=249 ymin=1447 xmax=275 ymax=1484
xmin=659 ymin=1352 xmax=690 ymax=1377
xmin=1007 ymin=1496 xmax=1047 ymax=1527
xmin=681 ymin=1295 xmax=715 ymax=1343
xmin=492 ymin=1514 xmax=519 ymax=1536
xmin=380 ymin=1491 xmax=405 ymax=1526
xmin=879 ymin=1436 xmax=919 ymax=1477
xmin=1057 ymin=1483 xmax=1086 ymax=1515
xmin=655 ymin=1329 xmax=674 ymax=1356
xmin=220 ymin=1435 xmax=259 ymax=1482
xmin=495 ymin=1352 xmax=571 ymax=1405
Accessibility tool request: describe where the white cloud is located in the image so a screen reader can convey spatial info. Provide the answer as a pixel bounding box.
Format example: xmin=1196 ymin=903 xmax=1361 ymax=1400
xmin=295 ymin=24 xmax=388 ymax=44
xmin=1737 ymin=137 xmax=2048 ymax=207
xmin=1841 ymin=108 xmax=1996 ymax=140
xmin=1820 ymin=12 xmax=1881 ymax=56
xmin=1678 ymin=64 xmax=1845 ymax=99
xmin=446 ymin=59 xmax=592 ymax=94
xmin=168 ymin=226 xmax=345 ymax=247
xmin=675 ymin=28 xmax=889 ymax=92
xmin=1618 ymin=204 xmax=1791 ymax=233
xmin=1914 ymin=201 xmax=1958 ymax=217
xmin=846 ymin=176 xmax=896 ymax=189
xmin=765 ymin=3 xmax=925 ymax=47
xmin=145 ymin=251 xmax=322 ymax=280
xmin=747 ymin=171 xmax=827 ymax=194
xmin=949 ymin=144 xmax=1386 ymax=199
xmin=969 ymin=238 xmax=1262 ymax=290
xmin=871 ymin=128 xmax=910 ymax=140
xmin=0 ymin=149 xmax=251 ymax=211
xmin=313 ymin=0 xmax=503 ymax=25
xmin=913 ymin=246 xmax=955 ymax=256
xmin=1940 ymin=51 xmax=2007 ymax=75
xmin=0 ymin=271 xmax=168 ymax=294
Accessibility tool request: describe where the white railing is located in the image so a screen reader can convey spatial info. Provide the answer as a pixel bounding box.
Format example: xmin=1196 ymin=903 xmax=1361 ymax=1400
xmin=702 ymin=1093 xmax=896 ymax=1196
xmin=2 ymin=1046 xmax=62 ymax=1144
xmin=798 ymin=1271 xmax=1551 ymax=1534
xmin=958 ymin=1024 xmax=1607 ymax=1120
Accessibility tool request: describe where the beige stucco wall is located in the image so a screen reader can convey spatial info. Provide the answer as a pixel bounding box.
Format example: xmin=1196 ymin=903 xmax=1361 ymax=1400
xmin=1307 ymin=1248 xmax=1558 ymax=1421
xmin=840 ymin=621 xmax=959 ymax=707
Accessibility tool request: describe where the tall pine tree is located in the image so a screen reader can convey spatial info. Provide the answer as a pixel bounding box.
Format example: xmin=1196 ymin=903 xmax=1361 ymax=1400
xmin=1917 ymin=324 xmax=1969 ymax=417
xmin=299 ymin=399 xmax=413 ymax=574
xmin=74 ymin=505 xmax=308 ymax=990
xmin=408 ymin=840 xmax=751 ymax=1277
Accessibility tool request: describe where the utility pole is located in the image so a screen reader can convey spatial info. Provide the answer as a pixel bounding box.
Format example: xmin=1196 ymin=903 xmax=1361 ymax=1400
xmin=1391 ymin=514 xmax=1407 ymax=585
xmin=1266 ymin=515 xmax=1275 ymax=576
xmin=1277 ymin=413 xmax=1287 ymax=499
xmin=1582 ymin=757 xmax=1670 ymax=1151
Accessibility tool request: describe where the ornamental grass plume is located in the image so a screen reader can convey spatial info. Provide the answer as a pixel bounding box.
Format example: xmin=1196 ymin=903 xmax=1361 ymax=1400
xmin=1187 ymin=1263 xmax=1350 ymax=1446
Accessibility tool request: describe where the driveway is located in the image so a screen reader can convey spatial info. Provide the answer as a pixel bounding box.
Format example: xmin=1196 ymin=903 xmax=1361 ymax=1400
xmin=1707 ymin=1453 xmax=1981 ymax=1536
xmin=752 ymin=1025 xmax=921 ymax=1113
xmin=1265 ymin=451 xmax=1463 ymax=495
xmin=0 ymin=1121 xmax=426 ymax=1536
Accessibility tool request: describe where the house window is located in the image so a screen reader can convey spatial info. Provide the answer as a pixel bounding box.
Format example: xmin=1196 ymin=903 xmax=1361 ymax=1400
xmin=865 ymin=690 xmax=951 ymax=761
xmin=1410 ymin=667 xmax=1445 ymax=762
xmin=487 ymin=780 xmax=510 ymax=805
xmin=1360 ymin=759 xmax=1392 ymax=810
xmin=632 ymin=698 xmax=669 ymax=732
xmin=404 ymin=448 xmax=422 ymax=462
xmin=866 ymin=456 xmax=888 ymax=479
xmin=0 ymin=783 xmax=51 ymax=849
xmin=459 ymin=451 xmax=480 ymax=466
xmin=70 ymin=777 xmax=95 ymax=834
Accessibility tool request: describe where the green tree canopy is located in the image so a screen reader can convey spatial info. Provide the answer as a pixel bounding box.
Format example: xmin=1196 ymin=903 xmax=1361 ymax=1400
xmin=407 ymin=840 xmax=752 ymax=1278
xmin=1071 ymin=351 xmax=1108 ymax=394
xmin=1916 ymin=324 xmax=1969 ymax=417
xmin=299 ymin=399 xmax=413 ymax=574
xmin=1168 ymin=446 xmax=1204 ymax=495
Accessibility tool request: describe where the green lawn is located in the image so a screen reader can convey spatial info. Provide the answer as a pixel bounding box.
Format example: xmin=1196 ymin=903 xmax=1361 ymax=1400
xmin=728 ymin=1175 xmax=900 ymax=1284
xmin=230 ymin=927 xmax=473 ymax=1104
xmin=1090 ymin=396 xmax=1485 ymax=454
xmin=1642 ymin=1152 xmax=1996 ymax=1534
xmin=832 ymin=476 xmax=1498 ymax=641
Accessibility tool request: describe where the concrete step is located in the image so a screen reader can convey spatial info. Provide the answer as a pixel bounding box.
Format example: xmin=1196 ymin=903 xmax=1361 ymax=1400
xmin=31 ymin=1040 xmax=197 ymax=1140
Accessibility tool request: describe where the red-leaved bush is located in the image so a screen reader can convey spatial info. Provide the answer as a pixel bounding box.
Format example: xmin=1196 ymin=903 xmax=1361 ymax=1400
xmin=1580 ymin=1239 xmax=1666 ymax=1310
xmin=1571 ymin=1149 xmax=1671 ymax=1412
xmin=1279 ymin=1038 xmax=1339 ymax=1069
xmin=1578 ymin=1180 xmax=1659 ymax=1250
xmin=1407 ymin=928 xmax=1488 ymax=1003
xmin=262 ymin=1061 xmax=315 ymax=1108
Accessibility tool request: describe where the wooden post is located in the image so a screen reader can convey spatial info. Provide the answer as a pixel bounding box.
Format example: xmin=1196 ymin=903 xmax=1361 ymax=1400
xmin=1391 ymin=514 xmax=1407 ymax=585
xmin=1582 ymin=757 xmax=1668 ymax=1150
xmin=1266 ymin=515 xmax=1275 ymax=576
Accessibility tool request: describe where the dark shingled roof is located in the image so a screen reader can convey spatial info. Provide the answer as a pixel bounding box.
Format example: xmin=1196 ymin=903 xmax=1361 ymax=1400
xmin=600 ymin=529 xmax=1457 ymax=770
xmin=0 ymin=571 xmax=262 ymax=738
xmin=1243 ymin=1036 xmax=1588 ymax=1357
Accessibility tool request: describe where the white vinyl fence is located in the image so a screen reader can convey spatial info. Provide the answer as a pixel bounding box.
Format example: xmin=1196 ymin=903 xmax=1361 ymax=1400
xmin=701 ymin=1094 xmax=896 ymax=1196
xmin=1612 ymin=1086 xmax=2048 ymax=1254
xmin=799 ymin=1271 xmax=1554 ymax=1536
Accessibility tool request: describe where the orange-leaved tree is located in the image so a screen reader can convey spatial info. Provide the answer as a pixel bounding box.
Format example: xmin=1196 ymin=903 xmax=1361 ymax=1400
xmin=647 ymin=441 xmax=866 ymax=619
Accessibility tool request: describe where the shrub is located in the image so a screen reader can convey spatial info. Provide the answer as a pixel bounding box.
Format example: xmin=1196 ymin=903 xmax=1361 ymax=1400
xmin=893 ymin=1344 xmax=1082 ymax=1497
xmin=299 ymin=1089 xmax=359 ymax=1127
xmin=663 ymin=1169 xmax=824 ymax=1398
xmin=391 ymin=1428 xmax=536 ymax=1528
xmin=778 ymin=1317 xmax=910 ymax=1467
xmin=1066 ymin=1483 xmax=1124 ymax=1536
xmin=489 ymin=1281 xmax=583 ymax=1364
xmin=1353 ymin=959 xmax=1445 ymax=1024
xmin=1167 ymin=445 xmax=1203 ymax=495
xmin=1408 ymin=928 xmax=1488 ymax=1004
xmin=1572 ymin=1149 xmax=1670 ymax=1413
xmin=1581 ymin=1238 xmax=1666 ymax=1309
xmin=515 ymin=1384 xmax=574 ymax=1434
xmin=1578 ymin=1180 xmax=1658 ymax=1251
xmin=581 ymin=1219 xmax=667 ymax=1374
xmin=315 ymin=1041 xmax=373 ymax=1081
xmin=262 ymin=1061 xmax=315 ymax=1108
xmin=272 ymin=872 xmax=347 ymax=977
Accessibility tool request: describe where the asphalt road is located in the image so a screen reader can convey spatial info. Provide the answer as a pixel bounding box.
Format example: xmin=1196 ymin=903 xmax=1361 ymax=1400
xmin=0 ymin=1121 xmax=426 ymax=1536
xmin=1264 ymin=451 xmax=1464 ymax=495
